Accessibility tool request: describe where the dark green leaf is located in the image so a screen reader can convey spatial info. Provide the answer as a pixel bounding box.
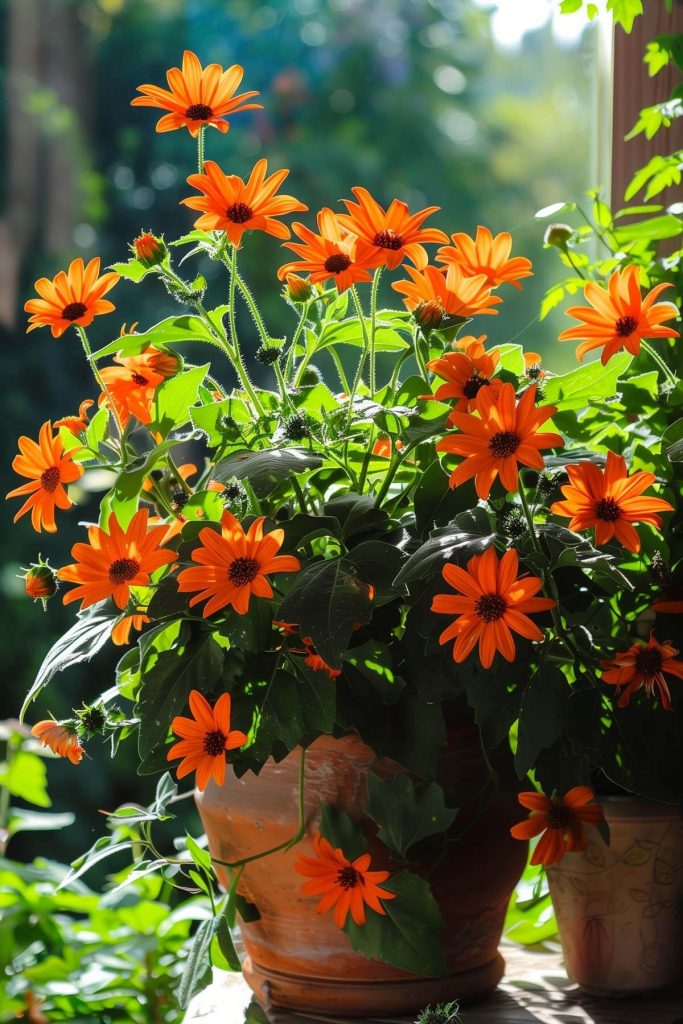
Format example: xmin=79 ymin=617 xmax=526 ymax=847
xmin=515 ymin=667 xmax=570 ymax=778
xmin=178 ymin=919 xmax=214 ymax=1008
xmin=394 ymin=507 xmax=496 ymax=588
xmin=366 ymin=772 xmax=457 ymax=860
xmin=319 ymin=805 xmax=367 ymax=860
xmin=211 ymin=447 xmax=322 ymax=498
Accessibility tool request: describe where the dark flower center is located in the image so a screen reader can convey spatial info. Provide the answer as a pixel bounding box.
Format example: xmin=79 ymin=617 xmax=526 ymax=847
xmin=171 ymin=487 xmax=190 ymax=510
xmin=526 ymin=364 xmax=544 ymax=380
xmin=131 ymin=372 xmax=149 ymax=386
xmin=615 ymin=315 xmax=638 ymax=338
xmin=595 ymin=496 xmax=622 ymax=522
xmin=203 ymin=729 xmax=227 ymax=756
xmin=185 ymin=103 xmax=213 ymax=121
xmin=475 ymin=593 xmax=507 ymax=623
xmin=226 ymin=202 xmax=254 ymax=224
xmin=488 ymin=430 xmax=521 ymax=459
xmin=373 ymin=229 xmax=403 ymax=250
xmin=635 ymin=647 xmax=663 ymax=677
xmin=336 ymin=866 xmax=360 ymax=890
xmin=324 ymin=252 xmax=352 ymax=274
xmin=40 ymin=466 xmax=61 ymax=493
xmin=62 ymin=301 xmax=87 ymax=322
xmin=228 ymin=556 xmax=260 ymax=587
xmin=108 ymin=557 xmax=140 ymax=585
xmin=546 ymin=805 xmax=573 ymax=830
xmin=462 ymin=375 xmax=489 ymax=400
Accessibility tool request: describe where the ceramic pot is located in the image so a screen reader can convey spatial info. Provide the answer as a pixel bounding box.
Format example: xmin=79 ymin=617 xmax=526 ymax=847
xmin=547 ymin=796 xmax=683 ymax=996
xmin=196 ymin=724 xmax=527 ymax=1016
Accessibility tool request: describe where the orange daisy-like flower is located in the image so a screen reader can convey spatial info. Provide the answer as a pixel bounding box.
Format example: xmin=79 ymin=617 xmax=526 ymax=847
xmin=55 ymin=399 xmax=94 ymax=436
xmin=177 ymin=510 xmax=301 ymax=617
xmin=99 ymin=346 xmax=178 ymax=427
xmin=167 ymin=689 xmax=248 ymax=791
xmin=7 ymin=421 xmax=84 ymax=533
xmin=558 ymin=265 xmax=679 ymax=365
xmin=551 ymin=451 xmax=672 ymax=553
xmin=131 ymin=50 xmax=262 ymax=136
xmin=436 ymin=226 xmax=533 ymax=289
xmin=277 ymin=208 xmax=376 ymax=293
xmin=24 ymin=258 xmax=119 ymax=339
xmin=181 ymin=159 xmax=307 ymax=247
xmin=426 ymin=340 xmax=503 ymax=419
xmin=392 ymin=264 xmax=501 ymax=320
xmin=523 ymin=351 xmax=546 ymax=382
xmin=510 ymin=788 xmax=604 ymax=866
xmin=31 ymin=721 xmax=84 ymax=765
xmin=294 ymin=834 xmax=396 ymax=928
xmin=431 ymin=546 xmax=555 ymax=668
xmin=601 ymin=632 xmax=683 ymax=710
xmin=337 ymin=187 xmax=448 ymax=271
xmin=58 ymin=508 xmax=178 ymax=611
xmin=436 ymin=382 xmax=563 ymax=499
xmin=112 ymin=612 xmax=151 ymax=647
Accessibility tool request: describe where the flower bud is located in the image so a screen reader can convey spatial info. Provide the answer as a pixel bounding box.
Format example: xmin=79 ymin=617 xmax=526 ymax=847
xmin=133 ymin=231 xmax=167 ymax=268
xmin=23 ymin=559 xmax=58 ymax=607
xmin=286 ymin=274 xmax=313 ymax=303
xmin=543 ymin=223 xmax=573 ymax=250
xmin=76 ymin=704 xmax=107 ymax=735
xmin=414 ymin=299 xmax=445 ymax=332
xmin=256 ymin=345 xmax=281 ymax=366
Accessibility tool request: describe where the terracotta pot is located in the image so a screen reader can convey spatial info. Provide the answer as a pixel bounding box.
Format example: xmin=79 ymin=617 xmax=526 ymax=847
xmin=547 ymin=796 xmax=683 ymax=996
xmin=196 ymin=725 xmax=527 ymax=1016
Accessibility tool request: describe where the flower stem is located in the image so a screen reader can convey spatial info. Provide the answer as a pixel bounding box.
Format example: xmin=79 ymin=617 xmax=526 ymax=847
xmin=76 ymin=325 xmax=127 ymax=462
xmin=197 ymin=126 xmax=206 ymax=174
xmin=284 ymin=302 xmax=311 ymax=385
xmin=369 ymin=268 xmax=383 ymax=397
xmin=641 ymin=339 xmax=677 ymax=388
xmin=223 ymin=248 xmax=265 ymax=417
xmin=518 ymin=476 xmax=572 ymax=648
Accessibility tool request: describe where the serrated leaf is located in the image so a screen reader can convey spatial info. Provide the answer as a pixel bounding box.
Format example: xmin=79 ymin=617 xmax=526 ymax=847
xmin=366 ymin=772 xmax=457 ymax=860
xmin=211 ymin=447 xmax=323 ymax=498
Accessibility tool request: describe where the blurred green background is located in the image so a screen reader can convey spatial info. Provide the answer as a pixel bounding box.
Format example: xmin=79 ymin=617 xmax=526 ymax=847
xmin=1 ymin=0 xmax=600 ymax=867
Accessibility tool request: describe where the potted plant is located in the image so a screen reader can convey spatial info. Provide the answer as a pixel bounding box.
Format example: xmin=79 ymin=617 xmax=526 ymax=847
xmin=11 ymin=46 xmax=680 ymax=1014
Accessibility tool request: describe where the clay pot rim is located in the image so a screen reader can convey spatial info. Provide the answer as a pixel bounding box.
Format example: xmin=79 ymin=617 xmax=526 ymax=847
xmin=597 ymin=794 xmax=683 ymax=822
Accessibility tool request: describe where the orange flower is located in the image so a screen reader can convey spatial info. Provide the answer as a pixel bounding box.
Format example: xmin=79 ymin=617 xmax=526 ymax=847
xmin=112 ymin=612 xmax=150 ymax=646
xmin=559 ymin=265 xmax=679 ymax=365
xmin=653 ymin=592 xmax=683 ymax=615
xmin=99 ymin=347 xmax=178 ymax=427
xmin=31 ymin=721 xmax=84 ymax=765
xmin=392 ymin=264 xmax=501 ymax=319
xmin=55 ymin=399 xmax=94 ymax=436
xmin=24 ymin=258 xmax=119 ymax=338
xmin=181 ymin=159 xmax=307 ymax=246
xmin=551 ymin=451 xmax=672 ymax=553
xmin=300 ymin=637 xmax=342 ymax=679
xmin=273 ymin=619 xmax=299 ymax=636
xmin=372 ymin=437 xmax=405 ymax=458
xmin=436 ymin=383 xmax=563 ymax=499
xmin=7 ymin=421 xmax=84 ymax=533
xmin=510 ymin=788 xmax=604 ymax=866
xmin=277 ymin=208 xmax=376 ymax=292
xmin=131 ymin=50 xmax=262 ymax=136
xmin=337 ymin=187 xmax=448 ymax=270
xmin=177 ymin=510 xmax=301 ymax=617
xmin=426 ymin=340 xmax=503 ymax=419
xmin=23 ymin=560 xmax=58 ymax=604
xmin=452 ymin=332 xmax=488 ymax=351
xmin=431 ymin=546 xmax=555 ymax=668
xmin=133 ymin=232 xmax=167 ymax=267
xmin=601 ymin=632 xmax=683 ymax=710
xmin=436 ymin=227 xmax=533 ymax=289
xmin=523 ymin=351 xmax=546 ymax=381
xmin=58 ymin=508 xmax=178 ymax=610
xmin=167 ymin=689 xmax=248 ymax=790
xmin=294 ymin=834 xmax=396 ymax=928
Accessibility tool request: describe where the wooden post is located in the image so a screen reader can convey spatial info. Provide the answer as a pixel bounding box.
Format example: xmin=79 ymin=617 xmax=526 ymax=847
xmin=611 ymin=0 xmax=683 ymax=207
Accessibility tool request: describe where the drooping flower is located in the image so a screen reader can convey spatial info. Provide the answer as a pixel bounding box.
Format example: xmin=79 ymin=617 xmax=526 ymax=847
xmin=7 ymin=421 xmax=84 ymax=533
xmin=58 ymin=508 xmax=178 ymax=610
xmin=551 ymin=451 xmax=673 ymax=553
xmin=131 ymin=51 xmax=262 ymax=136
xmin=31 ymin=720 xmax=84 ymax=765
xmin=294 ymin=834 xmax=396 ymax=928
xmin=601 ymin=632 xmax=683 ymax=710
xmin=177 ymin=510 xmax=301 ymax=617
xmin=436 ymin=227 xmax=533 ymax=289
xmin=392 ymin=264 xmax=501 ymax=320
xmin=99 ymin=347 xmax=178 ymax=427
xmin=436 ymin=382 xmax=563 ymax=499
xmin=167 ymin=689 xmax=248 ymax=790
xmin=426 ymin=340 xmax=503 ymax=418
xmin=558 ymin=265 xmax=679 ymax=365
xmin=337 ymin=187 xmax=448 ymax=270
xmin=277 ymin=208 xmax=376 ymax=292
xmin=112 ymin=612 xmax=151 ymax=646
xmin=24 ymin=258 xmax=119 ymax=338
xmin=510 ymin=788 xmax=604 ymax=866
xmin=55 ymin=399 xmax=94 ymax=436
xmin=431 ymin=546 xmax=555 ymax=668
xmin=181 ymin=159 xmax=307 ymax=246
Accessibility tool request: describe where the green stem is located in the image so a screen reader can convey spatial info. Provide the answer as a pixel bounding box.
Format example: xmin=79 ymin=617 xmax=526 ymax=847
xmin=197 ymin=126 xmax=206 ymax=174
xmin=235 ymin=270 xmax=269 ymax=345
xmin=225 ymin=248 xmax=266 ymax=416
xmin=413 ymin=327 xmax=430 ymax=381
xmin=284 ymin=302 xmax=310 ymax=384
xmin=77 ymin=326 xmax=127 ymax=463
xmin=563 ymin=248 xmax=586 ymax=280
xmin=291 ymin=474 xmax=309 ymax=513
xmin=369 ymin=268 xmax=382 ymax=397
xmin=518 ymin=478 xmax=570 ymax=645
xmin=327 ymin=347 xmax=351 ymax=394
xmin=211 ymin=748 xmax=307 ymax=870
xmin=641 ymin=339 xmax=677 ymax=388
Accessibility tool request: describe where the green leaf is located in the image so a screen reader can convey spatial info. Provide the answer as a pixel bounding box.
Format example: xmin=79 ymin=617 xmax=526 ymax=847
xmin=93 ymin=311 xmax=227 ymax=360
xmin=150 ymin=364 xmax=208 ymax=438
xmin=109 ymin=257 xmax=155 ymax=283
xmin=0 ymin=751 xmax=50 ymax=807
xmin=394 ymin=507 xmax=496 ymax=588
xmin=366 ymin=772 xmax=457 ymax=860
xmin=319 ymin=805 xmax=368 ymax=860
xmin=613 ymin=213 xmax=682 ymax=242
xmin=515 ymin=667 xmax=570 ymax=778
xmin=607 ymin=0 xmax=643 ymax=33
xmin=344 ymin=871 xmax=446 ymax=977
xmin=314 ymin=316 xmax=410 ymax=353
xmin=542 ymin=353 xmax=632 ymax=411
xmin=185 ymin=834 xmax=213 ymax=872
xmin=413 ymin=460 xmax=477 ymax=537
xmin=178 ymin=919 xmax=214 ymax=1008
xmin=109 ymin=437 xmax=186 ymax=525
xmin=7 ymin=807 xmax=75 ymax=837
xmin=345 ymin=540 xmax=406 ymax=605
xmin=211 ymin=447 xmax=323 ymax=498
xmin=663 ymin=417 xmax=683 ymax=461
xmin=344 ymin=640 xmax=404 ymax=705
xmin=191 ymin=395 xmax=251 ymax=446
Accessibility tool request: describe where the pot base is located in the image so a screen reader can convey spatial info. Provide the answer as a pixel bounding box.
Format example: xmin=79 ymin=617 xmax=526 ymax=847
xmin=243 ymin=952 xmax=505 ymax=1017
